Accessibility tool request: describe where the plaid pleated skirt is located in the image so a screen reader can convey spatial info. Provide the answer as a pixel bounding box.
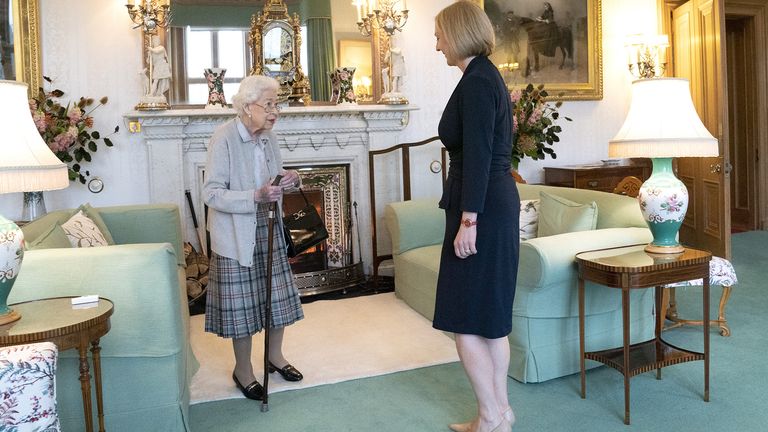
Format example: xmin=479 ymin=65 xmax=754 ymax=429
xmin=204 ymin=204 xmax=304 ymax=339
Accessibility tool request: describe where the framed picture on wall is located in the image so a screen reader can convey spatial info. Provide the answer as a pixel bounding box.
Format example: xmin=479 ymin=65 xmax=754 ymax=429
xmin=475 ymin=0 xmax=603 ymax=101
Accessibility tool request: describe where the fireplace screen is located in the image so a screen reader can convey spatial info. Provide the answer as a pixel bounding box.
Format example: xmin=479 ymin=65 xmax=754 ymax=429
xmin=283 ymin=164 xmax=351 ymax=271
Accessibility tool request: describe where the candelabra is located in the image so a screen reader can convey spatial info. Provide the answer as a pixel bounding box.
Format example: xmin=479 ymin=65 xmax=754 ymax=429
xmin=125 ymin=0 xmax=171 ymax=34
xmin=125 ymin=0 xmax=172 ymax=110
xmin=625 ymin=34 xmax=669 ymax=79
xmin=355 ymin=0 xmax=409 ymax=104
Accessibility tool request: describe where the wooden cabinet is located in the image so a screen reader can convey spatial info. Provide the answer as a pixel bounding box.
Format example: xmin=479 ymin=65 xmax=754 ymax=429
xmin=543 ymin=164 xmax=650 ymax=193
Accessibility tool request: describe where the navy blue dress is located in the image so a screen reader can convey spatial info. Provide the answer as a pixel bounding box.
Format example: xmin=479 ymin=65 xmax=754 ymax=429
xmin=433 ymin=56 xmax=520 ymax=339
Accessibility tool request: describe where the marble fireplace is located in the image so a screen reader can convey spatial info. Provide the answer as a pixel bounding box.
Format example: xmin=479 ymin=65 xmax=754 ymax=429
xmin=126 ymin=104 xmax=416 ymax=289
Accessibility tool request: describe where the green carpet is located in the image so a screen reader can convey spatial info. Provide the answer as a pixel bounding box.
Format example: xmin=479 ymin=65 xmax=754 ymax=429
xmin=189 ymin=231 xmax=768 ymax=431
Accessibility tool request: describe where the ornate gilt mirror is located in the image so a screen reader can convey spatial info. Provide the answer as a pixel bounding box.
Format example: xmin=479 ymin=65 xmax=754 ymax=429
xmin=2 ymin=0 xmax=42 ymax=94
xmin=167 ymin=0 xmax=383 ymax=106
xmin=249 ymin=0 xmax=311 ymax=104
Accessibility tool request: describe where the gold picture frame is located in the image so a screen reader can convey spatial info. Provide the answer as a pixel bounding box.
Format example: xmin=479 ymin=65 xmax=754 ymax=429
xmin=11 ymin=0 xmax=42 ymax=95
xmin=483 ymin=0 xmax=603 ymax=101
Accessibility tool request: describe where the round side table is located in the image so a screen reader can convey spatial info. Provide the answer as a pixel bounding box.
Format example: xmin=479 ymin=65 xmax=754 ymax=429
xmin=0 ymin=296 xmax=114 ymax=432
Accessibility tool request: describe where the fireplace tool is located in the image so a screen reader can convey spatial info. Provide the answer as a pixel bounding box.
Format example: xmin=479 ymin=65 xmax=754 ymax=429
xmin=262 ymin=175 xmax=282 ymax=412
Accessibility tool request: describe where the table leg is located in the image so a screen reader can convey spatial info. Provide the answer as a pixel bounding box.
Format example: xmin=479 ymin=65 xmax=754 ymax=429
xmin=704 ymin=276 xmax=710 ymax=402
xmin=622 ymin=287 xmax=631 ymax=425
xmin=78 ymin=344 xmax=94 ymax=432
xmin=655 ymin=286 xmax=662 ymax=380
xmin=91 ymin=339 xmax=106 ymax=432
xmin=578 ymin=277 xmax=586 ymax=399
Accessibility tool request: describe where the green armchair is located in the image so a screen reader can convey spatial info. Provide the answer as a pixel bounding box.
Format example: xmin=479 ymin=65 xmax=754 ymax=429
xmin=10 ymin=204 xmax=198 ymax=431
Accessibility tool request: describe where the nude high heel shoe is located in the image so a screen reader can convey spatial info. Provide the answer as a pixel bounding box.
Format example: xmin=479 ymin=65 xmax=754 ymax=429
xmin=448 ymin=421 xmax=472 ymax=432
xmin=497 ymin=407 xmax=515 ymax=431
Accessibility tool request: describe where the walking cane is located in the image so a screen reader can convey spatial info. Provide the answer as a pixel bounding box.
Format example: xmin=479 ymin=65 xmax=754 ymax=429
xmin=262 ymin=175 xmax=282 ymax=413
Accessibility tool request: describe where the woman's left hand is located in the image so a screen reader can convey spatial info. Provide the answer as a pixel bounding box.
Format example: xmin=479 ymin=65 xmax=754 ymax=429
xmin=279 ymin=170 xmax=301 ymax=189
xmin=454 ymin=212 xmax=477 ymax=259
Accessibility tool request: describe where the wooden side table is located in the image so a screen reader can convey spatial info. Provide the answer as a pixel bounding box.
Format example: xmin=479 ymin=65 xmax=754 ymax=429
xmin=544 ymin=164 xmax=650 ymax=193
xmin=576 ymin=246 xmax=711 ymax=425
xmin=0 ymin=297 xmax=114 ymax=432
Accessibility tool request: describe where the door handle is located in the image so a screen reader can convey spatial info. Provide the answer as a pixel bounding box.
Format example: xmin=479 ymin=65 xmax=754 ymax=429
xmin=724 ymin=161 xmax=733 ymax=175
xmin=709 ymin=163 xmax=722 ymax=173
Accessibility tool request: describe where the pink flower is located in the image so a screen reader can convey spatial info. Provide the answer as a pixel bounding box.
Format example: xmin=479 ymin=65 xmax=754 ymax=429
xmin=49 ymin=127 xmax=78 ymax=152
xmin=510 ymin=89 xmax=522 ymax=103
xmin=527 ymin=107 xmax=543 ymax=125
xmin=68 ymin=107 xmax=83 ymax=125
xmin=517 ymin=134 xmax=537 ymax=153
xmin=32 ymin=111 xmax=48 ymax=133
xmin=345 ymin=90 xmax=356 ymax=101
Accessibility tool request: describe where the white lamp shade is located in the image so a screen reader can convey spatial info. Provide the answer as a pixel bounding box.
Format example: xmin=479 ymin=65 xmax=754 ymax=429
xmin=0 ymin=80 xmax=69 ymax=193
xmin=609 ymin=78 xmax=719 ymax=158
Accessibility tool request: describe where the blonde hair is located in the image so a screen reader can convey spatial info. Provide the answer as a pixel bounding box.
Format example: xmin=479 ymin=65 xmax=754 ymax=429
xmin=435 ymin=1 xmax=495 ymax=60
xmin=231 ymin=75 xmax=280 ymax=117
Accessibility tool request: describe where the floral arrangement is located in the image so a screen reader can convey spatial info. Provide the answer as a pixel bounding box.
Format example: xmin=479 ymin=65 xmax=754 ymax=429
xmin=509 ymin=83 xmax=571 ymax=169
xmin=29 ymin=77 xmax=118 ymax=184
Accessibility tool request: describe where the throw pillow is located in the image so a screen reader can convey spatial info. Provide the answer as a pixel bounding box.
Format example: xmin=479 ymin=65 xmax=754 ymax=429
xmin=61 ymin=210 xmax=110 ymax=247
xmin=537 ymin=191 xmax=598 ymax=237
xmin=77 ymin=203 xmax=115 ymax=245
xmin=519 ymin=199 xmax=540 ymax=241
xmin=26 ymin=222 xmax=72 ymax=250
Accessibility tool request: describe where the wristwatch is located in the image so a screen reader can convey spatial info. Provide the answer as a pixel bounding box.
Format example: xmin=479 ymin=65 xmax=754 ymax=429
xmin=461 ymin=218 xmax=478 ymax=228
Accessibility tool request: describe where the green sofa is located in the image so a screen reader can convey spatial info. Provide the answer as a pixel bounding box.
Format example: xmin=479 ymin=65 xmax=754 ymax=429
xmin=384 ymin=183 xmax=656 ymax=383
xmin=10 ymin=204 xmax=198 ymax=431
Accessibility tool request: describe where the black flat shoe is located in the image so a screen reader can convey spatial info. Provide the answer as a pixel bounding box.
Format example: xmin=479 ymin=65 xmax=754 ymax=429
xmin=232 ymin=372 xmax=264 ymax=400
xmin=268 ymin=361 xmax=304 ymax=382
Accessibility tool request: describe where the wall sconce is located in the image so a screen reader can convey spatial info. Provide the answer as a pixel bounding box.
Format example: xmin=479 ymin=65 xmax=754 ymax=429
xmin=353 ymin=0 xmax=409 ymax=105
xmin=125 ymin=0 xmax=172 ymax=111
xmin=625 ymin=34 xmax=669 ymax=79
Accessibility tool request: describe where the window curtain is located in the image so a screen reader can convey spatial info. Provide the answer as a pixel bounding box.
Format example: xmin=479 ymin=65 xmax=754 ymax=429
xmin=167 ymin=27 xmax=187 ymax=105
xmin=306 ymin=17 xmax=334 ymax=101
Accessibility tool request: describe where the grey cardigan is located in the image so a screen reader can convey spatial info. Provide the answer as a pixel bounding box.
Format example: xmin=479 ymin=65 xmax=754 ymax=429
xmin=203 ymin=118 xmax=284 ymax=267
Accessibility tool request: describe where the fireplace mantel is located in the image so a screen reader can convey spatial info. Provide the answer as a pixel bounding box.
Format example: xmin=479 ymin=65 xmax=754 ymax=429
xmin=126 ymin=104 xmax=418 ymax=274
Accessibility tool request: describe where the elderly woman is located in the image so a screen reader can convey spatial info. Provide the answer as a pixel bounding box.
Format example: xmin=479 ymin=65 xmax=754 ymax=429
xmin=203 ymin=75 xmax=304 ymax=401
xmin=434 ymin=2 xmax=519 ymax=432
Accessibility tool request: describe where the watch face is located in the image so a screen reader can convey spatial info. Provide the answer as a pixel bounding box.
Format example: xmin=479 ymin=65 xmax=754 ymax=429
xmin=88 ymin=178 xmax=104 ymax=193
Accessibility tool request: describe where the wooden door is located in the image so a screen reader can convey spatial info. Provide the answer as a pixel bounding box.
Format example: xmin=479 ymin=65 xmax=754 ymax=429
xmin=662 ymin=0 xmax=731 ymax=258
xmin=725 ymin=13 xmax=761 ymax=232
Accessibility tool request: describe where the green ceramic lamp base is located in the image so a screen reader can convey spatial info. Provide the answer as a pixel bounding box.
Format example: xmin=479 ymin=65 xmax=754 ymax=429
xmin=0 ymin=309 xmax=20 ymax=325
xmin=1 ymin=214 xmax=24 ymax=325
xmin=639 ymin=158 xmax=689 ymax=254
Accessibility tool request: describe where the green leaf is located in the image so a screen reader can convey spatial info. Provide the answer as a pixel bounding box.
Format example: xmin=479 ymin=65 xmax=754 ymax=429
xmin=84 ymin=153 xmax=92 ymax=162
xmin=91 ymin=131 xmax=100 ymax=139
xmin=104 ymin=138 xmax=114 ymax=147
xmin=88 ymin=141 xmax=97 ymax=152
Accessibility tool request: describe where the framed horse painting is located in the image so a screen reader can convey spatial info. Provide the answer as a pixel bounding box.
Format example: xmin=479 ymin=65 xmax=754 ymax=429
xmin=477 ymin=0 xmax=603 ymax=101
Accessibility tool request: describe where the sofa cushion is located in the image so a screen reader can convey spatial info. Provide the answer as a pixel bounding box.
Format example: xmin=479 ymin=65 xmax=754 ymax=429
xmin=77 ymin=203 xmax=116 ymax=245
xmin=519 ymin=199 xmax=540 ymax=240
xmin=537 ymin=191 xmax=598 ymax=237
xmin=26 ymin=222 xmax=71 ymax=250
xmin=61 ymin=210 xmax=110 ymax=247
xmin=385 ymin=198 xmax=444 ymax=254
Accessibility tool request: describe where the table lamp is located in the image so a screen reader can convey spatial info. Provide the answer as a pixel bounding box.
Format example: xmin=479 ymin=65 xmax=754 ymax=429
xmin=609 ymin=78 xmax=718 ymax=254
xmin=0 ymin=80 xmax=69 ymax=324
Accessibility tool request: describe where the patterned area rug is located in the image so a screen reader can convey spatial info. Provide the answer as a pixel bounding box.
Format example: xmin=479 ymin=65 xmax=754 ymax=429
xmin=189 ymin=292 xmax=458 ymax=404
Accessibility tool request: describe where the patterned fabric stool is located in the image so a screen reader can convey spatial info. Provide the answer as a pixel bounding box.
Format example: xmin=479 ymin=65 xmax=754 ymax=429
xmin=0 ymin=342 xmax=60 ymax=430
xmin=665 ymin=256 xmax=738 ymax=336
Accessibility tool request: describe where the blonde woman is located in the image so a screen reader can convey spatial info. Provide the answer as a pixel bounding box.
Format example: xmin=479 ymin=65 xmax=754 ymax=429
xmin=203 ymin=75 xmax=304 ymax=400
xmin=433 ymin=2 xmax=519 ymax=431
